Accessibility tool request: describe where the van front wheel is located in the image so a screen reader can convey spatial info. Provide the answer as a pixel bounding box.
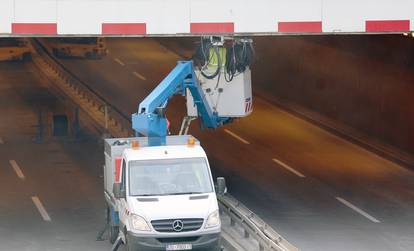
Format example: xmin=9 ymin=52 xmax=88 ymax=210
xmin=107 ymin=207 xmax=119 ymax=244
xmin=124 ymin=232 xmax=135 ymax=251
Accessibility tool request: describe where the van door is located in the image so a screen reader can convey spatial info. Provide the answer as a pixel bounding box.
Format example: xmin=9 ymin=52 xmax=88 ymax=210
xmin=118 ymin=159 xmax=129 ymax=229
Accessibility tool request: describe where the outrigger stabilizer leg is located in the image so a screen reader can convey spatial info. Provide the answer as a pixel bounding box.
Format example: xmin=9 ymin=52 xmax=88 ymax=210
xmin=96 ymin=223 xmax=109 ymax=241
xmin=111 ymin=235 xmax=123 ymax=251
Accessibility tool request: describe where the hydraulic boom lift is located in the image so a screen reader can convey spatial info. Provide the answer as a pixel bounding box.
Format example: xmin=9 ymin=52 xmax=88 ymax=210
xmin=132 ymin=37 xmax=254 ymax=145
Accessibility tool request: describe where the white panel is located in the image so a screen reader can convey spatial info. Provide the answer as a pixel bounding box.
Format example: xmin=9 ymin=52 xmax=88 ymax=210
xmin=0 ymin=1 xmax=13 ymax=33
xmin=1 ymin=0 xmax=414 ymax=35
xmin=58 ymin=0 xmax=190 ymax=35
xmin=323 ymin=0 xmax=414 ymax=32
xmin=322 ymin=0 xmax=363 ymax=32
xmin=233 ymin=0 xmax=275 ymax=33
xmin=273 ymin=0 xmax=322 ymax=21
xmin=57 ymin=0 xmax=102 ymax=34
xmin=146 ymin=0 xmax=190 ymax=34
xmin=99 ymin=0 xmax=190 ymax=34
xmin=358 ymin=0 xmax=413 ymax=20
xmin=100 ymin=0 xmax=150 ymax=23
xmin=190 ymin=0 xmax=234 ymax=22
xmin=14 ymin=0 xmax=57 ymax=22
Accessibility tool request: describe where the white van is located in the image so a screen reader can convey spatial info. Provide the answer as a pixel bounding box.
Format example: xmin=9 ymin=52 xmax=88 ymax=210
xmin=104 ymin=136 xmax=224 ymax=251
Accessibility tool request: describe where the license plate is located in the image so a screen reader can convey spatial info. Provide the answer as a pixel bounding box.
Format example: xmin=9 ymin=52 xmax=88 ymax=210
xmin=166 ymin=244 xmax=192 ymax=250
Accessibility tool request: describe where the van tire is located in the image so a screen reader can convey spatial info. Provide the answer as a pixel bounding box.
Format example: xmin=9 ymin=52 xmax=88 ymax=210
xmin=109 ymin=225 xmax=119 ymax=244
xmin=124 ymin=231 xmax=130 ymax=251
xmin=124 ymin=229 xmax=133 ymax=251
xmin=107 ymin=207 xmax=119 ymax=244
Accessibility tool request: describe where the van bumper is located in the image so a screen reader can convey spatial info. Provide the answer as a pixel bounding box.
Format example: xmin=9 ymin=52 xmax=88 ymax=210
xmin=126 ymin=232 xmax=221 ymax=251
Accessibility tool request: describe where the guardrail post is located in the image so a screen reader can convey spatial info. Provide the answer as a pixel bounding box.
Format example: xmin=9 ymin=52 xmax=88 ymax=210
xmin=230 ymin=217 xmax=235 ymax=227
xmin=259 ymin=243 xmax=264 ymax=251
xmin=244 ymin=229 xmax=249 ymax=238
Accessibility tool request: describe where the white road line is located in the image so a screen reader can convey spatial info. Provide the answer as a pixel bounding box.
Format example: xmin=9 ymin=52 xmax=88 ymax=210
xmin=9 ymin=160 xmax=25 ymax=180
xmin=114 ymin=58 xmax=125 ymax=66
xmin=272 ymin=158 xmax=306 ymax=178
xmin=31 ymin=196 xmax=52 ymax=222
xmin=133 ymin=71 xmax=147 ymax=81
xmin=336 ymin=197 xmax=381 ymax=223
xmin=224 ymin=129 xmax=250 ymax=144
xmin=0 ymin=137 xmax=3 ymax=144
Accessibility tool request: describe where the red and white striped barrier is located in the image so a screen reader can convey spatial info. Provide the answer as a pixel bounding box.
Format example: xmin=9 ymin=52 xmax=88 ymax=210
xmin=0 ymin=0 xmax=413 ymax=36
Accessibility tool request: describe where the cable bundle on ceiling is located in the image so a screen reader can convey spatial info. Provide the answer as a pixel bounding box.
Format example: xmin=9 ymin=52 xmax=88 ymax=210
xmin=193 ymin=37 xmax=254 ymax=82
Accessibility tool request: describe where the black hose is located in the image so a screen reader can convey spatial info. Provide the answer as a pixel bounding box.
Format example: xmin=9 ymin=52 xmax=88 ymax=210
xmin=193 ymin=38 xmax=254 ymax=82
xmin=193 ymin=38 xmax=221 ymax=79
xmin=224 ymin=40 xmax=254 ymax=82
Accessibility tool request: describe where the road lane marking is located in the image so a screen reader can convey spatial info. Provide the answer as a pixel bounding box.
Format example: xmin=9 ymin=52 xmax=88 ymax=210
xmin=224 ymin=129 xmax=250 ymax=144
xmin=272 ymin=158 xmax=306 ymax=178
xmin=336 ymin=197 xmax=381 ymax=223
xmin=133 ymin=71 xmax=146 ymax=81
xmin=31 ymin=196 xmax=51 ymax=222
xmin=114 ymin=58 xmax=125 ymax=66
xmin=9 ymin=160 xmax=25 ymax=180
xmin=0 ymin=137 xmax=3 ymax=144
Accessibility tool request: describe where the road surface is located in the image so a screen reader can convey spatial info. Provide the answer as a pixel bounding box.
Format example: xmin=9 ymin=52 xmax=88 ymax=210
xmin=0 ymin=61 xmax=111 ymax=250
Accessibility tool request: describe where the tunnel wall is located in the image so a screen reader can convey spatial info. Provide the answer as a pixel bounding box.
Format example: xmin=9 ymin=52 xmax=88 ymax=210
xmin=252 ymin=35 xmax=414 ymax=156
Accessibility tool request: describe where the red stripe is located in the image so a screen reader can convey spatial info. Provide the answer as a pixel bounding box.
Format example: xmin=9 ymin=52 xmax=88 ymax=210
xmin=115 ymin=156 xmax=122 ymax=183
xmin=190 ymin=22 xmax=234 ymax=33
xmin=12 ymin=23 xmax=57 ymax=35
xmin=278 ymin=21 xmax=322 ymax=33
xmin=102 ymin=23 xmax=146 ymax=35
xmin=366 ymin=20 xmax=410 ymax=32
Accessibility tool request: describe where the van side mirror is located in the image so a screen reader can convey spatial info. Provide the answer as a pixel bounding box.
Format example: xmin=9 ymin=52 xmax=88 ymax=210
xmin=217 ymin=177 xmax=227 ymax=195
xmin=113 ymin=183 xmax=126 ymax=199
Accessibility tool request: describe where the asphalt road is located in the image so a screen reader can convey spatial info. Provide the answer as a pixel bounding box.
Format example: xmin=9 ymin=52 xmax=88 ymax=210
xmin=50 ymin=38 xmax=414 ymax=251
xmin=0 ymin=61 xmax=111 ymax=250
xmin=1 ymin=38 xmax=413 ymax=251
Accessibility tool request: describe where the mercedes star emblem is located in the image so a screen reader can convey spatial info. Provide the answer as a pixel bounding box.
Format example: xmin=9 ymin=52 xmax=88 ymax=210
xmin=172 ymin=220 xmax=184 ymax=232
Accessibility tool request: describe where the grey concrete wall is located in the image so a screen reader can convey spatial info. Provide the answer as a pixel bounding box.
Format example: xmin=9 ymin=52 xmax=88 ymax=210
xmin=252 ymin=35 xmax=414 ymax=155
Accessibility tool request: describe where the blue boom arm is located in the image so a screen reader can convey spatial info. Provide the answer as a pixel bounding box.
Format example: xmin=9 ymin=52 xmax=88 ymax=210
xmin=132 ymin=61 xmax=231 ymax=145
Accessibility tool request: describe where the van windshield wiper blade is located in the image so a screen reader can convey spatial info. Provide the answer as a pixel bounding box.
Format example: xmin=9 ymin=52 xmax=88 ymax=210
xmin=167 ymin=192 xmax=203 ymax=195
xmin=136 ymin=192 xmax=204 ymax=196
xmin=137 ymin=194 xmax=163 ymax=197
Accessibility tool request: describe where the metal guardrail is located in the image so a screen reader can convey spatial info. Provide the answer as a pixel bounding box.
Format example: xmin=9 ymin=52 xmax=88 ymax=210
xmin=30 ymin=38 xmax=133 ymax=138
xmin=218 ymin=194 xmax=299 ymax=251
xmin=30 ymin=38 xmax=298 ymax=251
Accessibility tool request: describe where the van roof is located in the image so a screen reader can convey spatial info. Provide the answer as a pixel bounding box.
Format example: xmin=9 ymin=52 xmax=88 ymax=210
xmin=104 ymin=135 xmax=204 ymax=161
xmin=105 ymin=135 xmax=200 ymax=148
xmin=124 ymin=144 xmax=207 ymax=162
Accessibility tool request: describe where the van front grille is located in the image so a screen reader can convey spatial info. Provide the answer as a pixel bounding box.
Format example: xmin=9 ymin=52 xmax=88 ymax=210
xmin=151 ymin=218 xmax=204 ymax=232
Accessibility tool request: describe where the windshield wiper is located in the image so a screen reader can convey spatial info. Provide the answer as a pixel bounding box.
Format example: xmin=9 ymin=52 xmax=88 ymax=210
xmin=167 ymin=192 xmax=203 ymax=195
xmin=136 ymin=194 xmax=163 ymax=197
xmin=135 ymin=192 xmax=204 ymax=196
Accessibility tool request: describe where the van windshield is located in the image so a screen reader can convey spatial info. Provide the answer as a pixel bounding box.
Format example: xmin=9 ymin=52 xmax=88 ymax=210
xmin=129 ymin=158 xmax=213 ymax=196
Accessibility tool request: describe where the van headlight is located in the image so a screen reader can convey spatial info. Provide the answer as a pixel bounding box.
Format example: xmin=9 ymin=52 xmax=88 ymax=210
xmin=205 ymin=210 xmax=220 ymax=228
xmin=130 ymin=214 xmax=151 ymax=231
